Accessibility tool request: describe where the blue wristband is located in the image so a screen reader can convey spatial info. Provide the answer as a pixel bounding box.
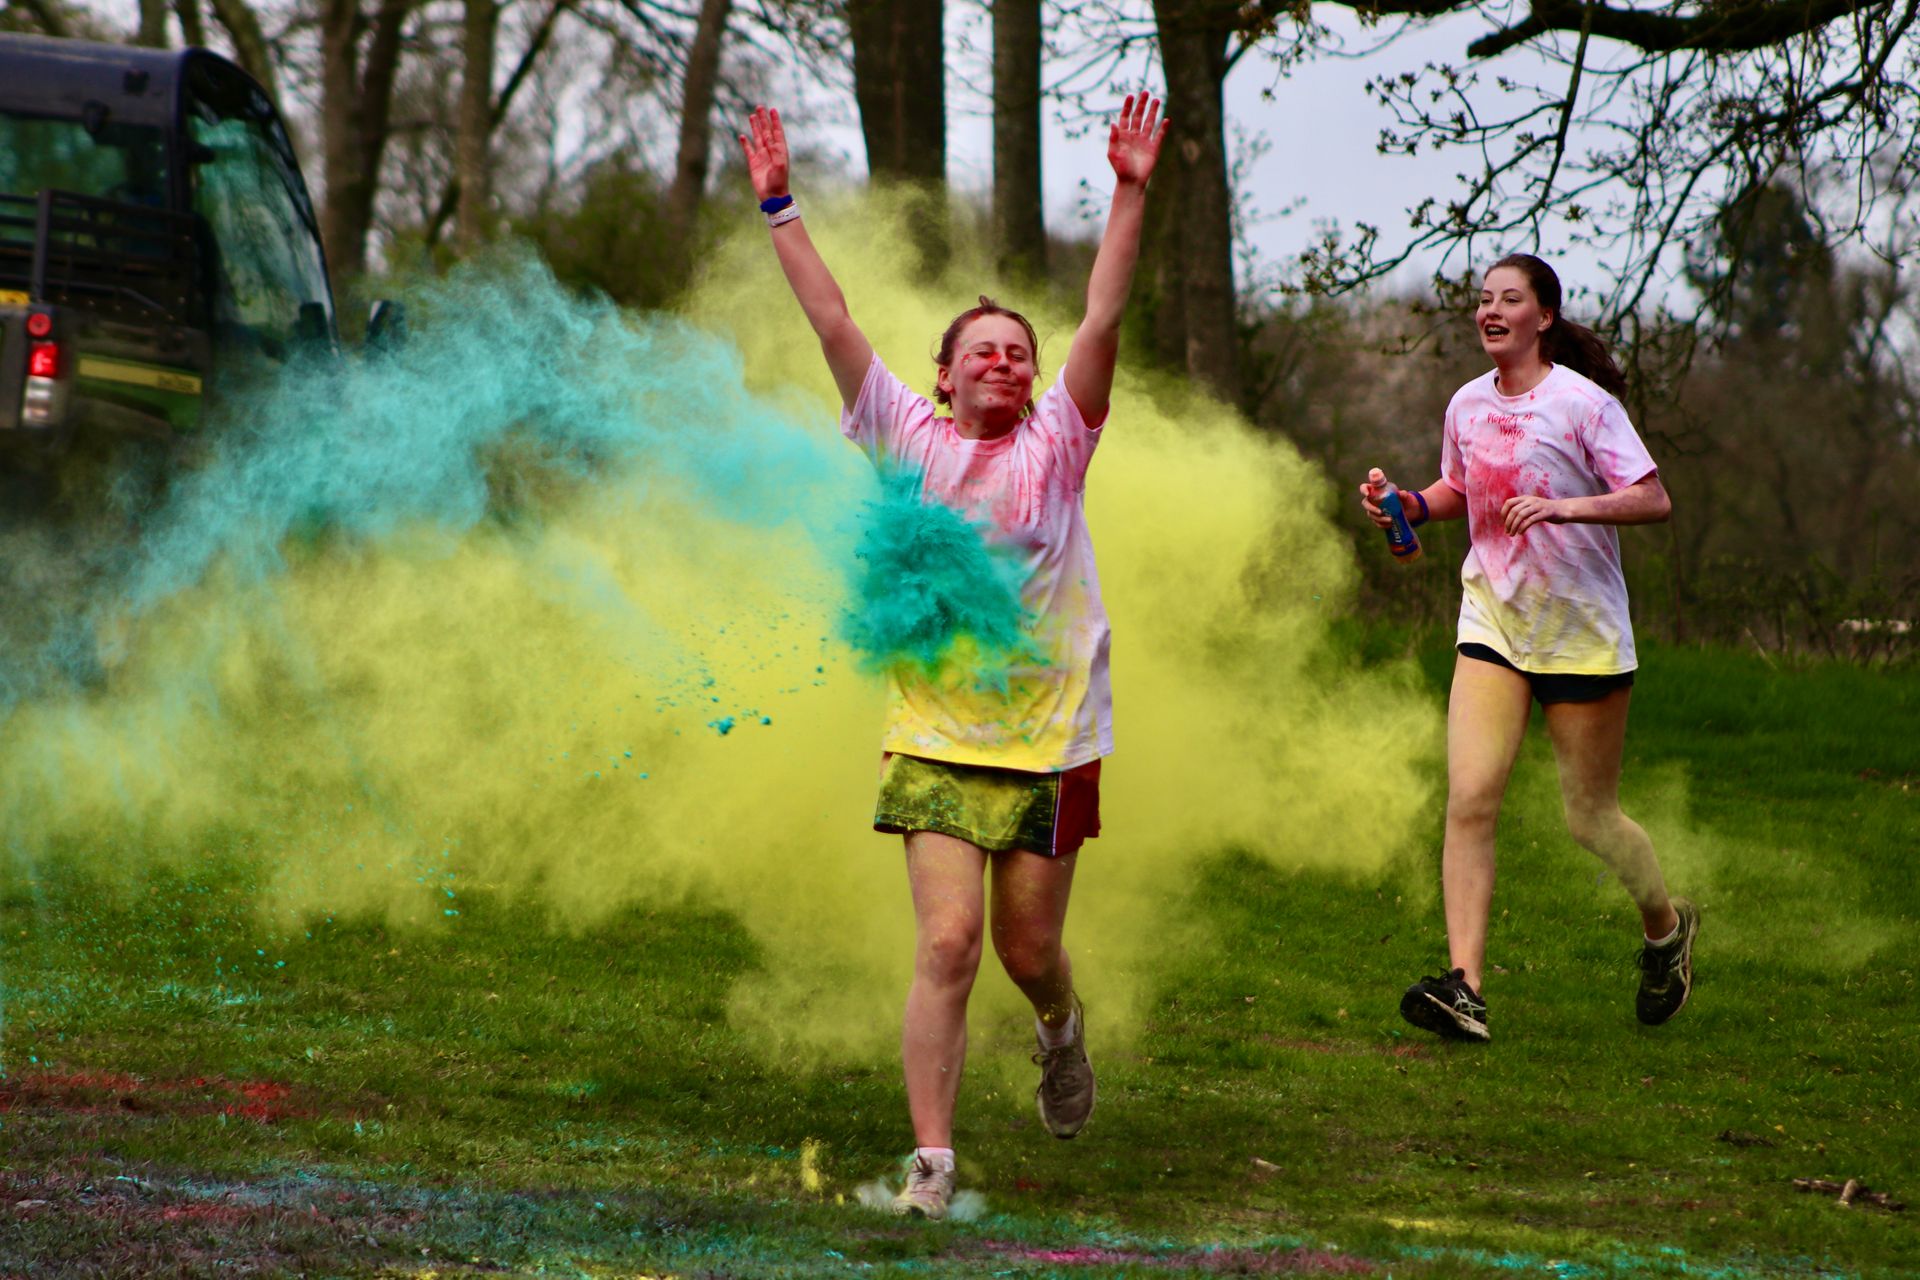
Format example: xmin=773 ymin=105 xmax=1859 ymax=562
xmin=759 ymin=194 xmax=794 ymax=214
xmin=1407 ymin=489 xmax=1430 ymax=527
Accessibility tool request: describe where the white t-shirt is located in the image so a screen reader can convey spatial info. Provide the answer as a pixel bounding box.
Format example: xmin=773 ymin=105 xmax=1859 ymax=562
xmin=841 ymin=355 xmax=1113 ymax=771
xmin=1441 ymin=364 xmax=1658 ymax=675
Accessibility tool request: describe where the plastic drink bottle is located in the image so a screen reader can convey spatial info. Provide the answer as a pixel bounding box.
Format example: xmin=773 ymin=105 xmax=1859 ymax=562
xmin=1369 ymin=467 xmax=1423 ymax=562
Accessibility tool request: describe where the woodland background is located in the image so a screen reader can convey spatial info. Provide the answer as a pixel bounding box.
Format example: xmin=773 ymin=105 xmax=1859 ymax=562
xmin=5 ymin=0 xmax=1916 ymax=660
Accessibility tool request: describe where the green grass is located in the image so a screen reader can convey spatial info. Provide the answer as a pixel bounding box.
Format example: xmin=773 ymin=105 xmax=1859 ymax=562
xmin=3 ymin=642 xmax=1917 ymax=1278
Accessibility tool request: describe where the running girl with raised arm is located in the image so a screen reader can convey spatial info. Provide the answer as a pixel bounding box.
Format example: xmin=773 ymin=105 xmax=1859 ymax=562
xmin=739 ymin=94 xmax=1165 ymax=1219
xmin=1362 ymin=254 xmax=1699 ymax=1044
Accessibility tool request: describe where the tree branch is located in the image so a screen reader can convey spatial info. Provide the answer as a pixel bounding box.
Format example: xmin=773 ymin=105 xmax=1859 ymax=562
xmin=207 ymin=0 xmax=282 ymax=109
xmin=14 ymin=0 xmax=73 ymax=38
xmin=1465 ymin=0 xmax=1867 ymax=59
xmin=426 ymin=0 xmax=575 ymax=247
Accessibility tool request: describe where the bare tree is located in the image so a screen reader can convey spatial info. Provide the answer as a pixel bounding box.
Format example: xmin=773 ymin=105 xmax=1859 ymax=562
xmin=205 ymin=0 xmax=280 ymax=107
xmin=847 ymin=0 xmax=944 ymax=184
xmin=663 ymin=0 xmax=734 ymax=255
xmin=1294 ymin=0 xmax=1920 ymax=339
xmin=173 ymin=0 xmax=207 ymax=46
xmin=993 ymin=0 xmax=1046 ymax=280
xmin=457 ymin=0 xmax=500 ymax=251
xmin=424 ymin=0 xmax=573 ymax=248
xmin=320 ymin=0 xmax=414 ymax=282
xmin=11 ymin=0 xmax=74 ymax=37
xmin=1147 ymin=0 xmax=1239 ymax=404
xmin=136 ymin=0 xmax=169 ymax=45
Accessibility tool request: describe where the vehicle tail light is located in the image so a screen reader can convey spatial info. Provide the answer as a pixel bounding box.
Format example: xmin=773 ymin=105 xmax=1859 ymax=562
xmin=28 ymin=341 xmax=59 ymax=379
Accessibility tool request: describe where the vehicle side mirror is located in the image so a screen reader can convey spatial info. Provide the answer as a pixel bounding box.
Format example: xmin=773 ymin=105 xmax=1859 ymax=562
xmin=294 ymin=300 xmax=335 ymax=354
xmin=365 ymin=299 xmax=407 ymax=353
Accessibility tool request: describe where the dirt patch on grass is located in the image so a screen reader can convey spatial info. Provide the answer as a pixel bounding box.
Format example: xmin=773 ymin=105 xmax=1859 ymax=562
xmin=0 ymin=1168 xmax=424 ymax=1275
xmin=975 ymin=1240 xmax=1377 ymax=1274
xmin=0 ymin=1070 xmax=318 ymax=1123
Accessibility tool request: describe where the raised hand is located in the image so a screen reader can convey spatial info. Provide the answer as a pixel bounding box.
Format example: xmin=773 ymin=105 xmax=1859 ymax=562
xmin=1108 ymin=93 xmax=1167 ymax=187
xmin=738 ymin=105 xmax=790 ymax=202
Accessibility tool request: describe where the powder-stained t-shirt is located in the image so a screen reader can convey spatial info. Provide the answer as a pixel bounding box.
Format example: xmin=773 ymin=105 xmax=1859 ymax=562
xmin=841 ymin=355 xmax=1113 ymax=772
xmin=1441 ymin=364 xmax=1658 ymax=675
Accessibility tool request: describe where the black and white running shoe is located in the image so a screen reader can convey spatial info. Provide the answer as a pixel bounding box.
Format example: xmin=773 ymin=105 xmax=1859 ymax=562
xmin=1400 ymin=968 xmax=1490 ymax=1042
xmin=1636 ymin=897 xmax=1700 ymax=1026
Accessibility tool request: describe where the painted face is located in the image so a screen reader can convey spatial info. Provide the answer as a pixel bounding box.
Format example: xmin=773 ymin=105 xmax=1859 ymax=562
xmin=937 ymin=314 xmax=1036 ymax=422
xmin=1476 ymin=266 xmax=1552 ymax=363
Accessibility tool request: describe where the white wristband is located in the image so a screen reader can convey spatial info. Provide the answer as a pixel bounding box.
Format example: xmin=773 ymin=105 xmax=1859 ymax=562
xmin=766 ymin=203 xmax=802 ymax=228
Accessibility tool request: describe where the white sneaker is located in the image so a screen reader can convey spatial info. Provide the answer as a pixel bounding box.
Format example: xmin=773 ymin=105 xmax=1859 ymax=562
xmin=890 ymin=1153 xmax=955 ymax=1220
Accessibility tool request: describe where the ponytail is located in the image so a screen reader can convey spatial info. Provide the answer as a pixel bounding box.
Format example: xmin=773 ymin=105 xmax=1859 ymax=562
xmin=1543 ymin=318 xmax=1627 ymax=400
xmin=1487 ymin=253 xmax=1627 ymax=400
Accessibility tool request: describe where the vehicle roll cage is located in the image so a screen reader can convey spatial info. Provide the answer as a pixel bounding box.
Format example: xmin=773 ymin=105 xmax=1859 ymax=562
xmin=0 ymin=189 xmax=200 ymax=327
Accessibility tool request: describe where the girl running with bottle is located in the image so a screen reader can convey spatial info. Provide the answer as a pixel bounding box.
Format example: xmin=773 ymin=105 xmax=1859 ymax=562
xmin=739 ymin=94 xmax=1164 ymax=1216
xmin=1362 ymin=253 xmax=1698 ymax=1043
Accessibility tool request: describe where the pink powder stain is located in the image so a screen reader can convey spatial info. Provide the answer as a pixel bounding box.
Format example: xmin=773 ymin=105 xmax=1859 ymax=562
xmin=1469 ymin=453 xmax=1552 ymax=582
xmin=0 ymin=1071 xmax=303 ymax=1123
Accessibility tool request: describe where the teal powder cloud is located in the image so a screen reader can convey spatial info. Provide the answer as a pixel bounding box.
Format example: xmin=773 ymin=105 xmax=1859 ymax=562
xmin=839 ymin=466 xmax=1033 ymax=680
xmin=0 ymin=250 xmax=1029 ymax=713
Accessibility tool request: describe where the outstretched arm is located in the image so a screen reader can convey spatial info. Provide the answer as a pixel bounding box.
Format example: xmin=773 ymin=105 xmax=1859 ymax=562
xmin=738 ymin=106 xmax=874 ymax=412
xmin=1062 ymin=93 xmax=1167 ymax=428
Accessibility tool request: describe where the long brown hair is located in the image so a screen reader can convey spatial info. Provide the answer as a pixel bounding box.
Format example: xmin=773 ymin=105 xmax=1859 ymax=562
xmin=1487 ymin=254 xmax=1627 ymax=400
xmin=933 ymin=296 xmax=1040 ymax=417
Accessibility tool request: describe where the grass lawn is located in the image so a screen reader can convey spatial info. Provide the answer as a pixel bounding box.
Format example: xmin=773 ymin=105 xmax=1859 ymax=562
xmin=3 ymin=642 xmax=1916 ymax=1278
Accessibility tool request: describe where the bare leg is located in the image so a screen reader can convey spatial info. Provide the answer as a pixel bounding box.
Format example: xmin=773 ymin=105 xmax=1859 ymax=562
xmin=988 ymin=849 xmax=1079 ymax=1026
xmin=1443 ymin=653 xmax=1534 ymax=994
xmin=902 ymin=831 xmax=988 ymax=1149
xmin=1544 ymin=688 xmax=1678 ymax=940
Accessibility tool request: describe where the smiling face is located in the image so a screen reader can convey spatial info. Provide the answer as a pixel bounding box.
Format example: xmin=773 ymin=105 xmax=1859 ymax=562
xmin=937 ymin=313 xmax=1036 ymax=429
xmin=1476 ymin=266 xmax=1553 ymax=365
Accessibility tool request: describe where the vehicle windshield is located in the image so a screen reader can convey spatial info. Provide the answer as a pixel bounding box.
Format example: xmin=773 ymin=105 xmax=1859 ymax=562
xmin=0 ymin=109 xmax=169 ymax=213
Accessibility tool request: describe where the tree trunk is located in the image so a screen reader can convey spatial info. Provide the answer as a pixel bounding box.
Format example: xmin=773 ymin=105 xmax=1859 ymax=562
xmin=991 ymin=0 xmax=1045 ymax=281
xmin=847 ymin=0 xmax=945 ymax=184
xmin=16 ymin=0 xmax=71 ymax=37
xmin=320 ymin=0 xmax=361 ymax=279
xmin=425 ymin=0 xmax=572 ymax=249
xmin=208 ymin=0 xmax=280 ymax=106
xmin=173 ymin=0 xmax=207 ymax=48
xmin=137 ymin=0 xmax=171 ymax=46
xmin=1138 ymin=132 xmax=1188 ymax=371
xmin=663 ymin=0 xmax=733 ymax=258
xmin=847 ymin=0 xmax=946 ymax=272
xmin=321 ymin=0 xmax=412 ymax=284
xmin=457 ymin=0 xmax=500 ymax=252
xmin=1150 ymin=0 xmax=1241 ymax=407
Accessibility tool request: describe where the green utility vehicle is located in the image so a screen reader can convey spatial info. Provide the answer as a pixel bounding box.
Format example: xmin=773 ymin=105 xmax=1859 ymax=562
xmin=1 ymin=34 xmax=390 ymax=456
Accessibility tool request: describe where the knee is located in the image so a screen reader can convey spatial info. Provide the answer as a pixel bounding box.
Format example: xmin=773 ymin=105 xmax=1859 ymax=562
xmin=1562 ymin=800 xmax=1620 ymax=850
xmin=917 ymin=923 xmax=983 ymax=989
xmin=1447 ymin=787 xmax=1503 ymax=834
xmin=995 ymin=933 xmax=1063 ymax=988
